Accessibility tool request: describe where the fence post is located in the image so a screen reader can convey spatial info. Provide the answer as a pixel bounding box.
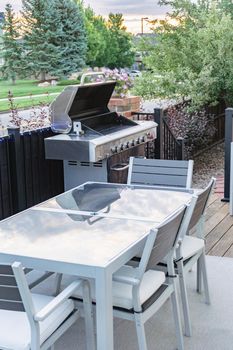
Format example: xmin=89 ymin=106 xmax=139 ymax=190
xmin=177 ymin=137 xmax=185 ymax=160
xmin=153 ymin=108 xmax=163 ymax=159
xmin=223 ymin=108 xmax=233 ymax=202
xmin=7 ymin=127 xmax=26 ymax=212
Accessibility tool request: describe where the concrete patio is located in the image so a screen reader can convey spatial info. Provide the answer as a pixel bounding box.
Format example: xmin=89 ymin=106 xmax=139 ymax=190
xmin=33 ymin=255 xmax=233 ymax=350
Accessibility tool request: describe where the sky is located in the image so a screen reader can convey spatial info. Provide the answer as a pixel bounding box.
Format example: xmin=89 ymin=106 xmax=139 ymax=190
xmin=0 ymin=0 xmax=170 ymax=33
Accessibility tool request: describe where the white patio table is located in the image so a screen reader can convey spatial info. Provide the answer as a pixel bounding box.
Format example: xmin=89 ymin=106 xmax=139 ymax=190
xmin=0 ymin=182 xmax=194 ymax=350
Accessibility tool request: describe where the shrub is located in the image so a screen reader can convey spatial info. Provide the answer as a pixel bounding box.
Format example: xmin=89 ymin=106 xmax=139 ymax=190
xmin=165 ymin=102 xmax=216 ymax=157
xmin=7 ymin=91 xmax=51 ymax=132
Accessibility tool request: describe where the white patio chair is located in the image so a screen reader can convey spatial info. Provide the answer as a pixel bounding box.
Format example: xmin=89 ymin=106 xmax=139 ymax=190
xmin=127 ymin=157 xmax=193 ymax=189
xmin=174 ymin=177 xmax=216 ymax=337
xmin=70 ymin=205 xmax=190 ymax=350
xmin=0 ymin=262 xmax=95 ymax=350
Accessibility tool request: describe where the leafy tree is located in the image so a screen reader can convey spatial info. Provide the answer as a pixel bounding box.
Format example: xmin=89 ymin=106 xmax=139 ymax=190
xmin=134 ymin=0 xmax=233 ymax=109
xmin=107 ymin=13 xmax=134 ymax=69
xmin=108 ymin=13 xmax=127 ymax=31
xmin=84 ymin=9 xmax=134 ymax=69
xmin=218 ymin=0 xmax=233 ymax=15
xmin=1 ymin=4 xmax=22 ymax=84
xmin=21 ymin=0 xmax=86 ymax=80
xmin=93 ymin=18 xmax=112 ymax=67
xmin=84 ymin=7 xmax=110 ymax=68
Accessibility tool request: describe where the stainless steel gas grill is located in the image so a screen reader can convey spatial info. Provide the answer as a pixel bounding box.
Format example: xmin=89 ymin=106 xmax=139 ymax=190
xmin=44 ymin=81 xmax=157 ymax=190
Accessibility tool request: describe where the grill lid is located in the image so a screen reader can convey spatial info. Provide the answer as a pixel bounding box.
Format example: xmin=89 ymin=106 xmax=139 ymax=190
xmin=51 ymin=81 xmax=116 ymax=134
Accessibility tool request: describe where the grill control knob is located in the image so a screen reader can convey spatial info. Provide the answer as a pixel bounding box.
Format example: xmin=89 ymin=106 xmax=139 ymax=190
xmin=136 ymin=137 xmax=140 ymax=144
xmin=111 ymin=146 xmax=117 ymax=153
xmin=140 ymin=136 xmax=145 ymax=143
xmin=117 ymin=145 xmax=122 ymax=153
xmin=131 ymin=139 xmax=135 ymax=147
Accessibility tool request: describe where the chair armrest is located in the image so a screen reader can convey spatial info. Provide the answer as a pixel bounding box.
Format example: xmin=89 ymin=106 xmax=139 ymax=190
xmin=34 ymin=279 xmax=83 ymax=321
xmin=113 ymin=274 xmax=140 ymax=286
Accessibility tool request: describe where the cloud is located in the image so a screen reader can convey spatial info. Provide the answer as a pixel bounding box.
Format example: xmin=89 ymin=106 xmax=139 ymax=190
xmin=0 ymin=0 xmax=170 ymax=17
xmin=0 ymin=0 xmax=170 ymax=34
xmin=84 ymin=0 xmax=170 ymax=16
xmin=0 ymin=0 xmax=22 ymax=12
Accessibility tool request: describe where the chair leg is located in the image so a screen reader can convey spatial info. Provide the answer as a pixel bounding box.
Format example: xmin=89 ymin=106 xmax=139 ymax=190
xmin=199 ymin=253 xmax=211 ymax=305
xmin=177 ymin=260 xmax=192 ymax=337
xmin=171 ymin=287 xmax=184 ymax=350
xmin=134 ymin=313 xmax=148 ymax=350
xmin=54 ymin=273 xmax=63 ymax=296
xmin=196 ymin=258 xmax=202 ymax=293
xmin=82 ymin=280 xmax=96 ymax=350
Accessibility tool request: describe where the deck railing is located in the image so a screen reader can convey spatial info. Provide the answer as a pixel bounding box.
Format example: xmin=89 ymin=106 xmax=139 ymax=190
xmin=132 ymin=108 xmax=185 ymax=160
xmin=223 ymin=108 xmax=233 ymax=201
xmin=213 ymin=113 xmax=225 ymax=144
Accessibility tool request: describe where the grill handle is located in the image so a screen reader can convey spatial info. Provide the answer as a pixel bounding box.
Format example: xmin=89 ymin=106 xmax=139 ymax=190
xmin=80 ymin=72 xmax=106 ymax=85
xmin=110 ymin=163 xmax=129 ymax=172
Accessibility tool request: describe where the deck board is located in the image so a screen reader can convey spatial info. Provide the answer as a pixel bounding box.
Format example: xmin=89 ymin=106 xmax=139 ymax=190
xmin=205 ymin=214 xmax=233 ymax=252
xmin=204 ymin=203 xmax=229 ymax=236
xmin=205 ymin=195 xmax=233 ymax=257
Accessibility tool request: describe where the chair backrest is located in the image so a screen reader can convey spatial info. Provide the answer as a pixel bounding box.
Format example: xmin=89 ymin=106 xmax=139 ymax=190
xmin=127 ymin=158 xmax=193 ymax=188
xmin=139 ymin=205 xmax=187 ymax=274
xmin=0 ymin=264 xmax=25 ymax=312
xmin=188 ymin=177 xmax=216 ymax=231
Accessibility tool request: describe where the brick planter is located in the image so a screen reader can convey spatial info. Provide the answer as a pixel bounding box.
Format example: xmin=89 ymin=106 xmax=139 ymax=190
xmin=108 ymin=96 xmax=141 ymax=118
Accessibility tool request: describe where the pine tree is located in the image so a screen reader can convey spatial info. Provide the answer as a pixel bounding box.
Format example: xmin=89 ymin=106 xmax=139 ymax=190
xmin=21 ymin=0 xmax=87 ymax=80
xmin=21 ymin=0 xmax=63 ymax=80
xmin=53 ymin=0 xmax=87 ymax=77
xmin=1 ymin=4 xmax=22 ymax=84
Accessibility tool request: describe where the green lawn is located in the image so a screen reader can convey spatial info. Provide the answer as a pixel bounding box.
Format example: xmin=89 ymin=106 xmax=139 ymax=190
xmin=0 ymin=79 xmax=65 ymax=99
xmin=0 ymin=95 xmax=56 ymax=112
xmin=0 ymin=79 xmax=80 ymax=111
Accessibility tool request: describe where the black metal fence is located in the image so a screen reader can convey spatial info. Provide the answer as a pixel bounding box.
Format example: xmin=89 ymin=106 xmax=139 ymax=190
xmin=213 ymin=113 xmax=225 ymax=144
xmin=132 ymin=108 xmax=185 ymax=160
xmin=0 ymin=127 xmax=64 ymax=220
xmin=133 ymin=103 xmax=226 ymax=161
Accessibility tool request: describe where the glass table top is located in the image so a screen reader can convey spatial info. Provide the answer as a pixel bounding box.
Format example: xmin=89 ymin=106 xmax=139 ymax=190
xmin=0 ymin=182 xmax=194 ymax=268
xmin=0 ymin=209 xmax=153 ymax=267
xmin=35 ymin=182 xmax=193 ymax=223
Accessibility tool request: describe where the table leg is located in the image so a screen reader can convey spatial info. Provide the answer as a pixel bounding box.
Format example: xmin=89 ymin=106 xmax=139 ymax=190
xmin=95 ymin=268 xmax=113 ymax=350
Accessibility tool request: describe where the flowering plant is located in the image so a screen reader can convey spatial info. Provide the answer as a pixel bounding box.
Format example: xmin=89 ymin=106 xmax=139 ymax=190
xmin=101 ymin=68 xmax=133 ymax=98
xmin=80 ymin=68 xmax=133 ymax=98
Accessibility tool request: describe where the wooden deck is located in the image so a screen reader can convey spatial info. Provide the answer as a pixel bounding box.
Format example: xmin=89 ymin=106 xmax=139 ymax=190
xmin=205 ymin=193 xmax=233 ymax=257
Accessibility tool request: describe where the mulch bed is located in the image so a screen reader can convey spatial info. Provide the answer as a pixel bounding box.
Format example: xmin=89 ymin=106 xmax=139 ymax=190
xmin=192 ymin=142 xmax=224 ymax=189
